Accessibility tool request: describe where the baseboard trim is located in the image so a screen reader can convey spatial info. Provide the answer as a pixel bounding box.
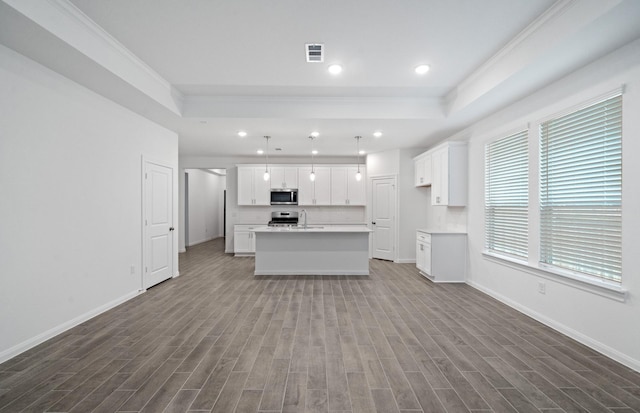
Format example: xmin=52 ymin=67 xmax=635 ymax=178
xmin=254 ymin=270 xmax=369 ymax=276
xmin=396 ymin=259 xmax=416 ymax=264
xmin=466 ymin=280 xmax=640 ymax=373
xmin=186 ymin=237 xmax=215 ymax=247
xmin=0 ymin=289 xmax=144 ymax=364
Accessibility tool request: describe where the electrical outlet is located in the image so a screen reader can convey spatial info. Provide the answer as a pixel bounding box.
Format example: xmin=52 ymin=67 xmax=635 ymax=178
xmin=538 ymin=282 xmax=546 ymax=294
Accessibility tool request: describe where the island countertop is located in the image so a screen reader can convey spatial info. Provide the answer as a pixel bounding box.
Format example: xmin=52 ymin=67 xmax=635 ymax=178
xmin=252 ymin=225 xmax=372 ymax=233
xmin=252 ymin=226 xmax=371 ymax=275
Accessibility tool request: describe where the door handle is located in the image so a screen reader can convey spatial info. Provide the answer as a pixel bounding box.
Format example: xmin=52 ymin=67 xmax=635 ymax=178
xmin=371 ymin=221 xmax=376 ymax=225
xmin=169 ymin=227 xmax=175 ymax=231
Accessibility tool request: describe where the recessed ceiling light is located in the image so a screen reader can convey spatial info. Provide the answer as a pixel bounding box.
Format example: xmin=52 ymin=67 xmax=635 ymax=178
xmin=312 ymin=150 xmax=318 ymax=155
xmin=415 ymin=64 xmax=430 ymax=75
xmin=373 ymin=131 xmax=382 ymax=138
xmin=328 ymin=64 xmax=343 ymax=75
xmin=257 ymin=149 xmax=263 ymax=155
xmin=310 ymin=131 xmax=319 ymax=137
xmin=359 ymin=150 xmax=366 ymax=155
xmin=237 ymin=130 xmax=247 ymax=137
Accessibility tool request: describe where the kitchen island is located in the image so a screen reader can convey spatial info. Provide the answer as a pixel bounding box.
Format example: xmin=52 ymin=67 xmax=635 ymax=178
xmin=252 ymin=226 xmax=372 ymax=275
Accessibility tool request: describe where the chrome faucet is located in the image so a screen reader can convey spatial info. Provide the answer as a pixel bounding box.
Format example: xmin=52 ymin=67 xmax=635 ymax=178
xmin=300 ymin=209 xmax=307 ymax=229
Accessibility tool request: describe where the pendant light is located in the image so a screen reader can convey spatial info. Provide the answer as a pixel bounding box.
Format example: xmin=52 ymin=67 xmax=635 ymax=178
xmin=355 ymin=136 xmax=363 ymax=181
xmin=309 ymin=136 xmax=316 ymax=182
xmin=263 ymin=136 xmax=271 ymax=181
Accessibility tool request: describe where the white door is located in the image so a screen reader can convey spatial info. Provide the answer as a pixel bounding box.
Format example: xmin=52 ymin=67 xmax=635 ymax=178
xmin=144 ymin=161 xmax=174 ymax=289
xmin=371 ymin=177 xmax=396 ymax=261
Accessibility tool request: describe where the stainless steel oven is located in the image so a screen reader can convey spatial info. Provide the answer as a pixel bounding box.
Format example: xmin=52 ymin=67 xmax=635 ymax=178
xmin=268 ymin=211 xmax=299 ymax=227
xmin=270 ymin=189 xmax=298 ymax=205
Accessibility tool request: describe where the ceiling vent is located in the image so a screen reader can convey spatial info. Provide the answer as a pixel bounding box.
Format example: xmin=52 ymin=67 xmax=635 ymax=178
xmin=305 ymin=44 xmax=324 ymax=62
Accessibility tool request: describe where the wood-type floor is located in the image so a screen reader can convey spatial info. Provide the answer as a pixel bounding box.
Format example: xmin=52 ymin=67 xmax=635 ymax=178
xmin=1 ymin=238 xmax=639 ymax=412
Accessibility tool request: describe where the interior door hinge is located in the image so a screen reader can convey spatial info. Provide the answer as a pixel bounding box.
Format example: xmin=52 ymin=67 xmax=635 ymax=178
xmin=145 ymin=266 xmax=148 ymax=272
xmin=145 ymin=173 xmax=148 ymax=179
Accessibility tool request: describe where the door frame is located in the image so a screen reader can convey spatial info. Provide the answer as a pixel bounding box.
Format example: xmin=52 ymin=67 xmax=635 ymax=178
xmin=368 ymin=174 xmax=398 ymax=262
xmin=142 ymin=156 xmax=176 ymax=291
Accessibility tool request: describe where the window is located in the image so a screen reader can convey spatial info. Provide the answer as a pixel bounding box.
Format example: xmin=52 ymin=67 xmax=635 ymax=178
xmin=540 ymin=94 xmax=622 ymax=283
xmin=485 ymin=130 xmax=529 ymax=259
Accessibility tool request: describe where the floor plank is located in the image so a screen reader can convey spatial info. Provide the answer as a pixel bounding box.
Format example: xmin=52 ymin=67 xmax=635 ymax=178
xmin=0 ymin=238 xmax=639 ymax=413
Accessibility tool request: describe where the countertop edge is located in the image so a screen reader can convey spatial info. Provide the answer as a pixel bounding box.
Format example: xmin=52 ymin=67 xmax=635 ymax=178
xmin=416 ymin=228 xmax=468 ymax=235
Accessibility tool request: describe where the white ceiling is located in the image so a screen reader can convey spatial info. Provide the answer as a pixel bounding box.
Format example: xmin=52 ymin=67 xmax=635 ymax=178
xmin=3 ymin=0 xmax=640 ymax=158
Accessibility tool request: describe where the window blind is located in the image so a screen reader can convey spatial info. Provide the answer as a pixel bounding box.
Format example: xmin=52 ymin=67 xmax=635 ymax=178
xmin=540 ymin=94 xmax=622 ymax=282
xmin=485 ymin=130 xmax=529 ymax=259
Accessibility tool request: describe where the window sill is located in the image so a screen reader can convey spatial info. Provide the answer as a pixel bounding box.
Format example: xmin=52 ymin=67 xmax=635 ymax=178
xmin=482 ymin=251 xmax=628 ymax=302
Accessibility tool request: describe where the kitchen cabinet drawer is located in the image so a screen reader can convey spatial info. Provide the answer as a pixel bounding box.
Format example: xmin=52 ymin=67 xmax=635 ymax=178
xmin=417 ymin=232 xmax=431 ymax=243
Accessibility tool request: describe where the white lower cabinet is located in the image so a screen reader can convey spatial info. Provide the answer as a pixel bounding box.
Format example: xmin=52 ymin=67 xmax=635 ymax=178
xmin=416 ymin=232 xmax=431 ymax=275
xmin=416 ymin=230 xmax=466 ymax=282
xmin=234 ymin=225 xmax=258 ymax=255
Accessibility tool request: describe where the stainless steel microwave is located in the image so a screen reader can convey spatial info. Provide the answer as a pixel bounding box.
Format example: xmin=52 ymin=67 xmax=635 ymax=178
xmin=270 ymin=189 xmax=298 ymax=205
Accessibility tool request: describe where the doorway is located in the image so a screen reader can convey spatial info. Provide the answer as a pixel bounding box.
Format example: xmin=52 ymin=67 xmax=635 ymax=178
xmin=184 ymin=171 xmax=190 ymax=247
xmin=371 ymin=176 xmax=397 ymax=261
xmin=184 ymin=168 xmax=227 ymax=248
xmin=143 ymin=159 xmax=174 ymax=289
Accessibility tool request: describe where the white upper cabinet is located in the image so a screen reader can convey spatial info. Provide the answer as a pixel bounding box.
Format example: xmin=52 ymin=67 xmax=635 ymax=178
xmin=238 ymin=164 xmax=366 ymax=207
xmin=298 ymin=166 xmax=331 ymax=206
xmin=430 ymin=142 xmax=467 ymax=206
xmin=414 ymin=153 xmax=432 ymax=187
xmin=270 ymin=167 xmax=298 ymax=189
xmin=331 ymin=166 xmax=365 ymax=206
xmin=237 ymin=166 xmax=270 ymax=205
xmin=414 ymin=142 xmax=467 ymax=206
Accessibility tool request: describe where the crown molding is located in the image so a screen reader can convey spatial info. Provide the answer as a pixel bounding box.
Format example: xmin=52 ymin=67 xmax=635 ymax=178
xmin=458 ymin=0 xmax=576 ymax=91
xmin=2 ymin=0 xmax=184 ymax=114
xmin=444 ymin=0 xmax=623 ymax=115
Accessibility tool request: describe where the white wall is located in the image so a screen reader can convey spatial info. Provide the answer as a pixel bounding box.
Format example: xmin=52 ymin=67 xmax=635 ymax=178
xmin=186 ymin=169 xmax=225 ymax=246
xmin=462 ymin=39 xmax=640 ymax=371
xmin=0 ymin=45 xmax=179 ymax=362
